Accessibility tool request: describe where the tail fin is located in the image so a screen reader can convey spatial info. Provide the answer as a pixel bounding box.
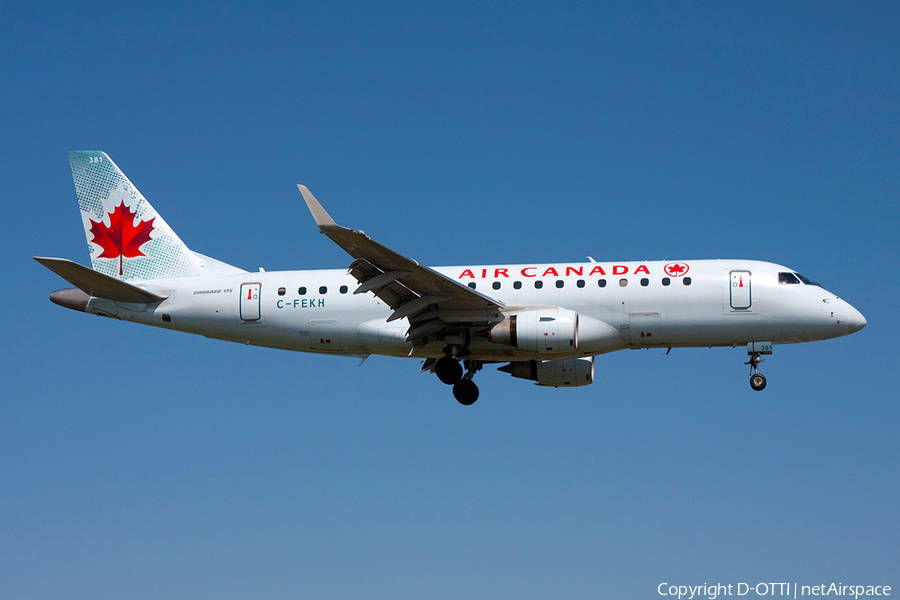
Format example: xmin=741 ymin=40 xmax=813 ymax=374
xmin=69 ymin=151 xmax=202 ymax=280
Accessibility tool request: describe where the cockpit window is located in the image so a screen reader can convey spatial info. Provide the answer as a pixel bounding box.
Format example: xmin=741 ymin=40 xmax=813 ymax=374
xmin=779 ymin=272 xmax=801 ymax=284
xmin=794 ymin=272 xmax=821 ymax=287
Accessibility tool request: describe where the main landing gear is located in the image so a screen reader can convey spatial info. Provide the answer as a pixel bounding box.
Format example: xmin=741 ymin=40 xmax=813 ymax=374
xmin=745 ymin=341 xmax=773 ymax=391
xmin=435 ymin=355 xmax=462 ymax=384
xmin=434 ymin=354 xmax=483 ymax=405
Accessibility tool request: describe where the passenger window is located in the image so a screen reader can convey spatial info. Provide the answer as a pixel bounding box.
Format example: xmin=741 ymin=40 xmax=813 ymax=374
xmin=619 ymin=279 xmax=628 ymax=287
xmin=577 ymin=279 xmax=585 ymax=288
xmin=468 ymin=282 xmax=477 ymax=289
xmin=640 ymin=278 xmax=649 ymax=287
xmin=492 ymin=281 xmax=501 ymax=290
xmin=513 ymin=281 xmax=522 ymax=290
xmin=779 ymin=272 xmax=801 ymax=284
xmin=340 ymin=285 xmax=348 ymax=294
xmin=598 ymin=279 xmax=607 ymax=288
xmin=277 ymin=287 xmax=286 ymax=296
xmin=319 ymin=286 xmax=327 ymax=294
xmin=556 ymin=280 xmax=564 ymax=289
xmin=298 ymin=286 xmax=307 ymax=295
xmin=683 ymin=277 xmax=692 ymax=286
xmin=534 ymin=280 xmax=543 ymax=289
xmin=662 ymin=278 xmax=670 ymax=286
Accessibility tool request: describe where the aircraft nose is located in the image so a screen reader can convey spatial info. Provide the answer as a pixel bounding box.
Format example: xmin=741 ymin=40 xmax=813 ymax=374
xmin=848 ymin=304 xmax=866 ymax=332
xmin=835 ymin=298 xmax=866 ymax=334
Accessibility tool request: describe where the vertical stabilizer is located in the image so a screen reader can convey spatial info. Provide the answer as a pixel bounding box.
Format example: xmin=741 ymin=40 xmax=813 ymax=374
xmin=69 ymin=151 xmax=202 ymax=280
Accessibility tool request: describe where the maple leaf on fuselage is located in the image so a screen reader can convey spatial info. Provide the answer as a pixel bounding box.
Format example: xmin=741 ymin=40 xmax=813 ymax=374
xmin=89 ymin=200 xmax=155 ymax=275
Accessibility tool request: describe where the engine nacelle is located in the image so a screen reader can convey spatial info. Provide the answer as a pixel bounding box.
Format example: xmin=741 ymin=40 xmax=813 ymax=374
xmin=488 ymin=308 xmax=578 ymax=354
xmin=487 ymin=308 xmax=625 ymax=356
xmin=499 ymin=357 xmax=595 ymax=387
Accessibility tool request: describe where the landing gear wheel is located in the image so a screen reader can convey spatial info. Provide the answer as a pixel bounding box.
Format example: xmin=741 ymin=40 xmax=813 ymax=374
xmin=435 ymin=356 xmax=463 ymax=385
xmin=750 ymin=373 xmax=767 ymax=391
xmin=453 ymin=379 xmax=479 ymax=405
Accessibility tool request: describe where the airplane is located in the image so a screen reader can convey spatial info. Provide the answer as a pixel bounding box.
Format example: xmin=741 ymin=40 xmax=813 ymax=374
xmin=36 ymin=151 xmax=867 ymax=405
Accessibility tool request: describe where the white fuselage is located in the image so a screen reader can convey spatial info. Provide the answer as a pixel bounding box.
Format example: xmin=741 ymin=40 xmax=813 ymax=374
xmin=82 ymin=259 xmax=866 ymax=361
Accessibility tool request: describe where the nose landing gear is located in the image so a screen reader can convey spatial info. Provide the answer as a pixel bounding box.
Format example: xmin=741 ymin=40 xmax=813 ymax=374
xmin=745 ymin=341 xmax=772 ymax=391
xmin=749 ymin=370 xmax=767 ymax=391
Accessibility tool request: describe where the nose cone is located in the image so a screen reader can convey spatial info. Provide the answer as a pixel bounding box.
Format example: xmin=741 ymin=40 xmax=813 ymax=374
xmin=847 ymin=304 xmax=866 ymax=333
xmin=831 ymin=297 xmax=866 ymax=337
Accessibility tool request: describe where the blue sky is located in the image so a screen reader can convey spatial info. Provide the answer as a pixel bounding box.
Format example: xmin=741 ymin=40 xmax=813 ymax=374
xmin=2 ymin=2 xmax=898 ymax=598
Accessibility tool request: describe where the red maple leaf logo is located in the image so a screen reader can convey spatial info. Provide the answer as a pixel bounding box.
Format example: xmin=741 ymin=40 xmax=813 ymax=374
xmin=664 ymin=262 xmax=689 ymax=277
xmin=89 ymin=200 xmax=155 ymax=275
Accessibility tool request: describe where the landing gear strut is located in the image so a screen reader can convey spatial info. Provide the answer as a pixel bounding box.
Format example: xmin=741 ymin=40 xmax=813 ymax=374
xmin=432 ymin=344 xmax=483 ymax=405
xmin=433 ymin=350 xmax=483 ymax=404
xmin=745 ymin=341 xmax=772 ymax=391
xmin=452 ymin=360 xmax=483 ymax=405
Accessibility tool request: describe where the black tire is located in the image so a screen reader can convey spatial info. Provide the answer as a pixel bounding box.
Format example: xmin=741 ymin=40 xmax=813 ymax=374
xmin=750 ymin=373 xmax=767 ymax=391
xmin=435 ymin=356 xmax=463 ymax=385
xmin=453 ymin=379 xmax=479 ymax=405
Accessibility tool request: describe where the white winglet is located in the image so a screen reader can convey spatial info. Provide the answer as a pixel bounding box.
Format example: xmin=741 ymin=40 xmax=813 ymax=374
xmin=297 ymin=184 xmax=338 ymax=229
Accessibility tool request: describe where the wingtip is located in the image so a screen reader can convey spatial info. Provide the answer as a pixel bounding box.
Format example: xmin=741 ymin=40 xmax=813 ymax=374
xmin=33 ymin=256 xmax=67 ymax=267
xmin=297 ymin=184 xmax=337 ymax=229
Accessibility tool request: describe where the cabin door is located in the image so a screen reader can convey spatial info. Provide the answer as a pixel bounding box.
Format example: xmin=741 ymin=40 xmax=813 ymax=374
xmin=729 ymin=271 xmax=752 ymax=310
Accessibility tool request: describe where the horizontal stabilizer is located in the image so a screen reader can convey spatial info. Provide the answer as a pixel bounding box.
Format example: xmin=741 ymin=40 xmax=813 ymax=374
xmin=33 ymin=257 xmax=167 ymax=303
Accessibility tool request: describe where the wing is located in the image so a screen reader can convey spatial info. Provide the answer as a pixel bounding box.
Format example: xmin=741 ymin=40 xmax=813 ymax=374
xmin=298 ymin=185 xmax=505 ymax=354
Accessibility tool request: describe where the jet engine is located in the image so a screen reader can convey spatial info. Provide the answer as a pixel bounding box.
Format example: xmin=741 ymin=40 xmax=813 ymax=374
xmin=498 ymin=357 xmax=595 ymax=387
xmin=487 ymin=308 xmax=625 ymax=356
xmin=488 ymin=308 xmax=577 ymax=354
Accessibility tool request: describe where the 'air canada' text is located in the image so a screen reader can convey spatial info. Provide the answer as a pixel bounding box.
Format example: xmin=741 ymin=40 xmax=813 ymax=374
xmin=458 ymin=265 xmax=651 ymax=279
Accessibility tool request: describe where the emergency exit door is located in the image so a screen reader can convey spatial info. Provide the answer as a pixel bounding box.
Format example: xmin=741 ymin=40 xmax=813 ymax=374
xmin=730 ymin=271 xmax=751 ymax=310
